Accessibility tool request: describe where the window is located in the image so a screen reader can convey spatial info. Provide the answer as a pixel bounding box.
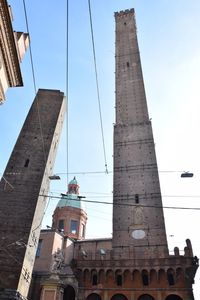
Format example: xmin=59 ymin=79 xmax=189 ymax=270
xmin=135 ymin=194 xmax=139 ymax=204
xmin=24 ymin=159 xmax=30 ymax=167
xmin=92 ymin=274 xmax=98 ymax=286
xmin=70 ymin=220 xmax=78 ymax=234
xmin=36 ymin=239 xmax=43 ymax=257
xmin=58 ymin=219 xmax=64 ymax=231
xmin=82 ymin=224 xmax=85 ymax=237
xmin=142 ymin=272 xmax=149 ymax=286
xmin=167 ymin=273 xmax=175 ymax=285
xmin=116 ymin=275 xmax=122 ymax=286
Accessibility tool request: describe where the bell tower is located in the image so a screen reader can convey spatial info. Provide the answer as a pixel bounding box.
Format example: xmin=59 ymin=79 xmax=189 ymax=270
xmin=52 ymin=177 xmax=87 ymax=240
xmin=113 ymin=9 xmax=168 ymax=258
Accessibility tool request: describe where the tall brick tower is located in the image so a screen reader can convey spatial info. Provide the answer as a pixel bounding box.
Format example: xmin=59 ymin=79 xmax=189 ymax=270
xmin=0 ymin=89 xmax=65 ymax=299
xmin=110 ymin=9 xmax=198 ymax=300
xmin=113 ymin=9 xmax=168 ymax=257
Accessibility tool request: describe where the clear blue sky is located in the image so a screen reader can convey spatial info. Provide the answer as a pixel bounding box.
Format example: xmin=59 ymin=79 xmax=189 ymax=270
xmin=1 ymin=0 xmax=200 ymax=296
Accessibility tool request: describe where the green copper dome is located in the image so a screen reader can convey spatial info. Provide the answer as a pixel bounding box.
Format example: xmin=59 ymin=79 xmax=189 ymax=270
xmin=69 ymin=177 xmax=78 ymax=185
xmin=56 ymin=193 xmax=86 ymax=210
xmin=56 ymin=177 xmax=86 ymax=211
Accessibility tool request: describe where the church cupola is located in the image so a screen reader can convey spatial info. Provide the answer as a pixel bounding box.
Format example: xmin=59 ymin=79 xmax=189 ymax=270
xmin=52 ymin=177 xmax=87 ymax=240
xmin=68 ymin=176 xmax=79 ymax=195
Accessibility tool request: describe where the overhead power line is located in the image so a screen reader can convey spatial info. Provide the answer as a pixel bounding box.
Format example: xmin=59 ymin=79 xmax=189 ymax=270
xmin=22 ymin=0 xmax=47 ymax=164
xmin=52 ymin=169 xmax=198 ymax=176
xmin=39 ymin=193 xmax=200 ymax=211
xmin=88 ymin=0 xmax=108 ymax=173
xmin=65 ymin=0 xmax=69 ymax=185
xmin=47 ymin=190 xmax=200 ymax=199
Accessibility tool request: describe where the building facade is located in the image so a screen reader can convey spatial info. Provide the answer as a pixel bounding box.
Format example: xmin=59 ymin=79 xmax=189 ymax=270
xmin=0 ymin=0 xmax=29 ymax=104
xmin=29 ymin=178 xmax=88 ymax=300
xmin=0 ymin=89 xmax=65 ymax=299
xmin=30 ymin=8 xmax=198 ymax=300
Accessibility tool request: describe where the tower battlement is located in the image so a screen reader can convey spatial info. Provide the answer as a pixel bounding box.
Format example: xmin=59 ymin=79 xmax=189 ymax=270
xmin=114 ymin=8 xmax=135 ymax=18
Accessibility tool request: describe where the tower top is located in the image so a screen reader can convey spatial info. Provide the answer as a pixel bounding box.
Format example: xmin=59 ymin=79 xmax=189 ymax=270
xmin=56 ymin=177 xmax=85 ymax=210
xmin=114 ymin=8 xmax=135 ymax=18
xmin=68 ymin=176 xmax=79 ymax=195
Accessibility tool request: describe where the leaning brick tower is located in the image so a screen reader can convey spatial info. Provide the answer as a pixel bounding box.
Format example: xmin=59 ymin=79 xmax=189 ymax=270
xmin=0 ymin=89 xmax=65 ymax=299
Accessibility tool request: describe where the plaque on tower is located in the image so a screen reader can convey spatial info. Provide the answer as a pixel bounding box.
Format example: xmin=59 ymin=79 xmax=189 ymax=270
xmin=131 ymin=229 xmax=146 ymax=239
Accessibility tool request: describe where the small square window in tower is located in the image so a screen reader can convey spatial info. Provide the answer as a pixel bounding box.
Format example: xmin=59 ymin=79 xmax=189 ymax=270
xmin=70 ymin=220 xmax=78 ymax=234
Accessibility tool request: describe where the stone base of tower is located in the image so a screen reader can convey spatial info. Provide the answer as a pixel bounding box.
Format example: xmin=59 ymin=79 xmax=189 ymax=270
xmin=40 ymin=274 xmax=64 ymax=300
xmin=0 ymin=289 xmax=28 ymax=300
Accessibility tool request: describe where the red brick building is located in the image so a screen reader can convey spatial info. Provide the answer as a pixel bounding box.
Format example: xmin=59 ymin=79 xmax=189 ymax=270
xmin=29 ymin=9 xmax=198 ymax=300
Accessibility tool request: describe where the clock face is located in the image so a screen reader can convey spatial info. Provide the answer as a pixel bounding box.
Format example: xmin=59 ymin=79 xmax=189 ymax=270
xmin=131 ymin=229 xmax=146 ymax=239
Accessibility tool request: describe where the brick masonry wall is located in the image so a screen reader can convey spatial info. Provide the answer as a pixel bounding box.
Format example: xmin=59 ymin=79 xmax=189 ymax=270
xmin=112 ymin=9 xmax=168 ymax=256
xmin=0 ymin=89 xmax=65 ymax=298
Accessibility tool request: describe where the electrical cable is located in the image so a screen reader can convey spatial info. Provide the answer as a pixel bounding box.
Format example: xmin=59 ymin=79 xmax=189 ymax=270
xmin=32 ymin=195 xmax=51 ymax=233
xmin=50 ymin=169 xmax=198 ymax=175
xmin=41 ymin=189 xmax=200 ymax=200
xmin=22 ymin=0 xmax=47 ymax=164
xmin=88 ymin=0 xmax=108 ymax=173
xmin=39 ymin=193 xmax=200 ymax=211
xmin=65 ymin=0 xmax=69 ymax=185
xmin=1 ymin=247 xmax=30 ymax=283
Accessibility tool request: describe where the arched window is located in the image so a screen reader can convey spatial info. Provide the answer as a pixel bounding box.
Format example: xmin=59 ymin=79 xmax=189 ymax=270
xmin=111 ymin=294 xmax=128 ymax=300
xmin=165 ymin=295 xmax=183 ymax=300
xmin=92 ymin=274 xmax=98 ymax=285
xmin=116 ymin=274 xmax=122 ymax=286
xmin=142 ymin=270 xmax=149 ymax=286
xmin=138 ymin=295 xmax=155 ymax=300
xmin=63 ymin=285 xmax=75 ymax=300
xmin=167 ymin=269 xmax=175 ymax=286
xmin=86 ymin=293 xmax=101 ymax=300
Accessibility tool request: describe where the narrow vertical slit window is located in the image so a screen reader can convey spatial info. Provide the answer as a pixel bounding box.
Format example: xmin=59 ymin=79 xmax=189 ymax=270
xmin=135 ymin=194 xmax=139 ymax=204
xmin=24 ymin=159 xmax=30 ymax=167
